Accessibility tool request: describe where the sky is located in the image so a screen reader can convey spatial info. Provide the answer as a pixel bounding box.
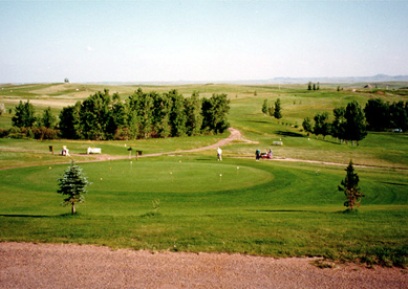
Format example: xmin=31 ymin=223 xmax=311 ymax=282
xmin=1 ymin=0 xmax=407 ymax=83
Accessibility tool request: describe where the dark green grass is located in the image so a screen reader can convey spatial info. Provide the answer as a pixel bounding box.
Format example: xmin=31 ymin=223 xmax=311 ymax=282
xmin=0 ymin=157 xmax=407 ymax=266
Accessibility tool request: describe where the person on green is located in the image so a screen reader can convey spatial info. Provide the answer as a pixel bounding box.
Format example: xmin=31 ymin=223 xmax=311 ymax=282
xmin=255 ymin=149 xmax=261 ymax=161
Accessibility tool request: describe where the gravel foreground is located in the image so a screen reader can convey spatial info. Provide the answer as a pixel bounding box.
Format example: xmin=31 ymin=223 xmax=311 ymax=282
xmin=1 ymin=242 xmax=407 ymax=289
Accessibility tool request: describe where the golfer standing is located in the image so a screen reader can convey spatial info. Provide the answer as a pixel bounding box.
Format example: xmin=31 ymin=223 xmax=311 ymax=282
xmin=217 ymin=147 xmax=222 ymax=161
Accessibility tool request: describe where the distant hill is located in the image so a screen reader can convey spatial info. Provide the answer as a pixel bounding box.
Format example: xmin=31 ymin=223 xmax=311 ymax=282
xmin=227 ymin=74 xmax=408 ymax=85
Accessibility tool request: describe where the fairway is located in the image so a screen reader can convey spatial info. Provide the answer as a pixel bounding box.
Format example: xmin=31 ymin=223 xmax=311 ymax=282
xmin=1 ymin=82 xmax=407 ymax=268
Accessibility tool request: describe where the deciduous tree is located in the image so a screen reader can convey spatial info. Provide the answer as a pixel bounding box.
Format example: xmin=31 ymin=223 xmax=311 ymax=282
xmin=201 ymin=93 xmax=230 ymax=134
xmin=59 ymin=102 xmax=81 ymax=139
xmin=12 ymin=100 xmax=36 ymax=128
xmin=344 ymin=101 xmax=367 ymax=145
xmin=364 ymin=98 xmax=390 ymax=131
xmin=302 ymin=117 xmax=312 ymax=134
xmin=40 ymin=107 xmax=57 ymax=128
xmin=313 ymin=112 xmax=330 ymax=139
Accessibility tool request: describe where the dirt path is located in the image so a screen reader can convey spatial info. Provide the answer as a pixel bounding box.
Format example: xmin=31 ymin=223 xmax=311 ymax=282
xmin=1 ymin=242 xmax=406 ymax=289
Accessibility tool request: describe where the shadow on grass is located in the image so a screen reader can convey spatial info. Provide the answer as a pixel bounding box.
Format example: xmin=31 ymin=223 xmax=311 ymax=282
xmin=275 ymin=131 xmax=304 ymax=138
xmin=0 ymin=213 xmax=80 ymax=218
xmin=248 ymin=120 xmax=270 ymax=125
xmin=250 ymin=209 xmax=312 ymax=213
xmin=0 ymin=214 xmax=52 ymax=218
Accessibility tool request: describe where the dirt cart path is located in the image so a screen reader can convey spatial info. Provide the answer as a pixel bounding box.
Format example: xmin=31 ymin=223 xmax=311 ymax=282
xmin=1 ymin=242 xmax=407 ymax=289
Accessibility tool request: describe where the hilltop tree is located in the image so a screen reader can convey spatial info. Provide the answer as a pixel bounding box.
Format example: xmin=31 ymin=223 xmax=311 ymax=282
xmin=57 ymin=162 xmax=90 ymax=215
xmin=338 ymin=160 xmax=364 ymax=211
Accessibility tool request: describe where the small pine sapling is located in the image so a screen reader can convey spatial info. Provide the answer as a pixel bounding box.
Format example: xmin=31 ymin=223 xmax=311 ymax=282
xmin=338 ymin=160 xmax=365 ymax=211
xmin=57 ymin=161 xmax=90 ymax=214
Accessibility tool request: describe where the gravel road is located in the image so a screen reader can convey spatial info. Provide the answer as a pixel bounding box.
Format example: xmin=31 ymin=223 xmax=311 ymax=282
xmin=1 ymin=242 xmax=407 ymax=289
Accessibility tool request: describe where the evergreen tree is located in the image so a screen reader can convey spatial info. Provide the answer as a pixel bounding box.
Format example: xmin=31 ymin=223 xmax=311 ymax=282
xmin=57 ymin=162 xmax=90 ymax=215
xmin=338 ymin=160 xmax=364 ymax=211
xmin=273 ymin=98 xmax=282 ymax=120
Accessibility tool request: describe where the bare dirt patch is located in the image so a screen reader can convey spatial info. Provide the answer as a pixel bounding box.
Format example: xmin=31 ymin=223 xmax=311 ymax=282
xmin=1 ymin=242 xmax=406 ymax=289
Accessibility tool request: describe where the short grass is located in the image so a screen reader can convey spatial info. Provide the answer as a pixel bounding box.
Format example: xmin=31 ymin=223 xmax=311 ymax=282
xmin=0 ymin=157 xmax=407 ymax=267
xmin=1 ymin=83 xmax=407 ymax=267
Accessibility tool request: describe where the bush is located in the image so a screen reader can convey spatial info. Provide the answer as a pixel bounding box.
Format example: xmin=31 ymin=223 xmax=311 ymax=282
xmin=0 ymin=128 xmax=9 ymax=138
xmin=33 ymin=127 xmax=59 ymax=140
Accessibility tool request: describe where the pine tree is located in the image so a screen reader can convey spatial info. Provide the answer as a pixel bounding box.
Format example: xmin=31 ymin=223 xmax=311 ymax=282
xmin=57 ymin=162 xmax=90 ymax=215
xmin=338 ymin=160 xmax=364 ymax=211
xmin=273 ymin=98 xmax=282 ymax=120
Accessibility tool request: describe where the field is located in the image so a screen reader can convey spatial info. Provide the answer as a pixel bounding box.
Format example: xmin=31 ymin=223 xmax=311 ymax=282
xmin=1 ymin=82 xmax=407 ymax=267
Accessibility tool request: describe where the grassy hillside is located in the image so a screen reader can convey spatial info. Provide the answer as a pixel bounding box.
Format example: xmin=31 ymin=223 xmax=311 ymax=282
xmin=0 ymin=82 xmax=407 ymax=267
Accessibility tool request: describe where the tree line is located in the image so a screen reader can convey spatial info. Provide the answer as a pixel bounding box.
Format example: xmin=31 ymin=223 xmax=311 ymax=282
xmin=3 ymin=88 xmax=230 ymax=140
xmin=302 ymin=99 xmax=408 ymax=144
xmin=364 ymin=98 xmax=408 ymax=132
xmin=302 ymin=101 xmax=368 ymax=144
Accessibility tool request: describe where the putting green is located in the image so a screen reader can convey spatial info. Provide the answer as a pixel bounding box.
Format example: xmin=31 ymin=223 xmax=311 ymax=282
xmin=85 ymin=159 xmax=273 ymax=194
xmin=2 ymin=158 xmax=273 ymax=195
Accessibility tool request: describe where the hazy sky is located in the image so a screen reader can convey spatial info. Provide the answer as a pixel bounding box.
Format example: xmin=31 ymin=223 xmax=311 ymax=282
xmin=1 ymin=0 xmax=407 ymax=83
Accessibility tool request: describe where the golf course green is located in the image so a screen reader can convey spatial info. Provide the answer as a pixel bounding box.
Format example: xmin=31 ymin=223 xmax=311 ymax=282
xmin=0 ymin=82 xmax=407 ymax=267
